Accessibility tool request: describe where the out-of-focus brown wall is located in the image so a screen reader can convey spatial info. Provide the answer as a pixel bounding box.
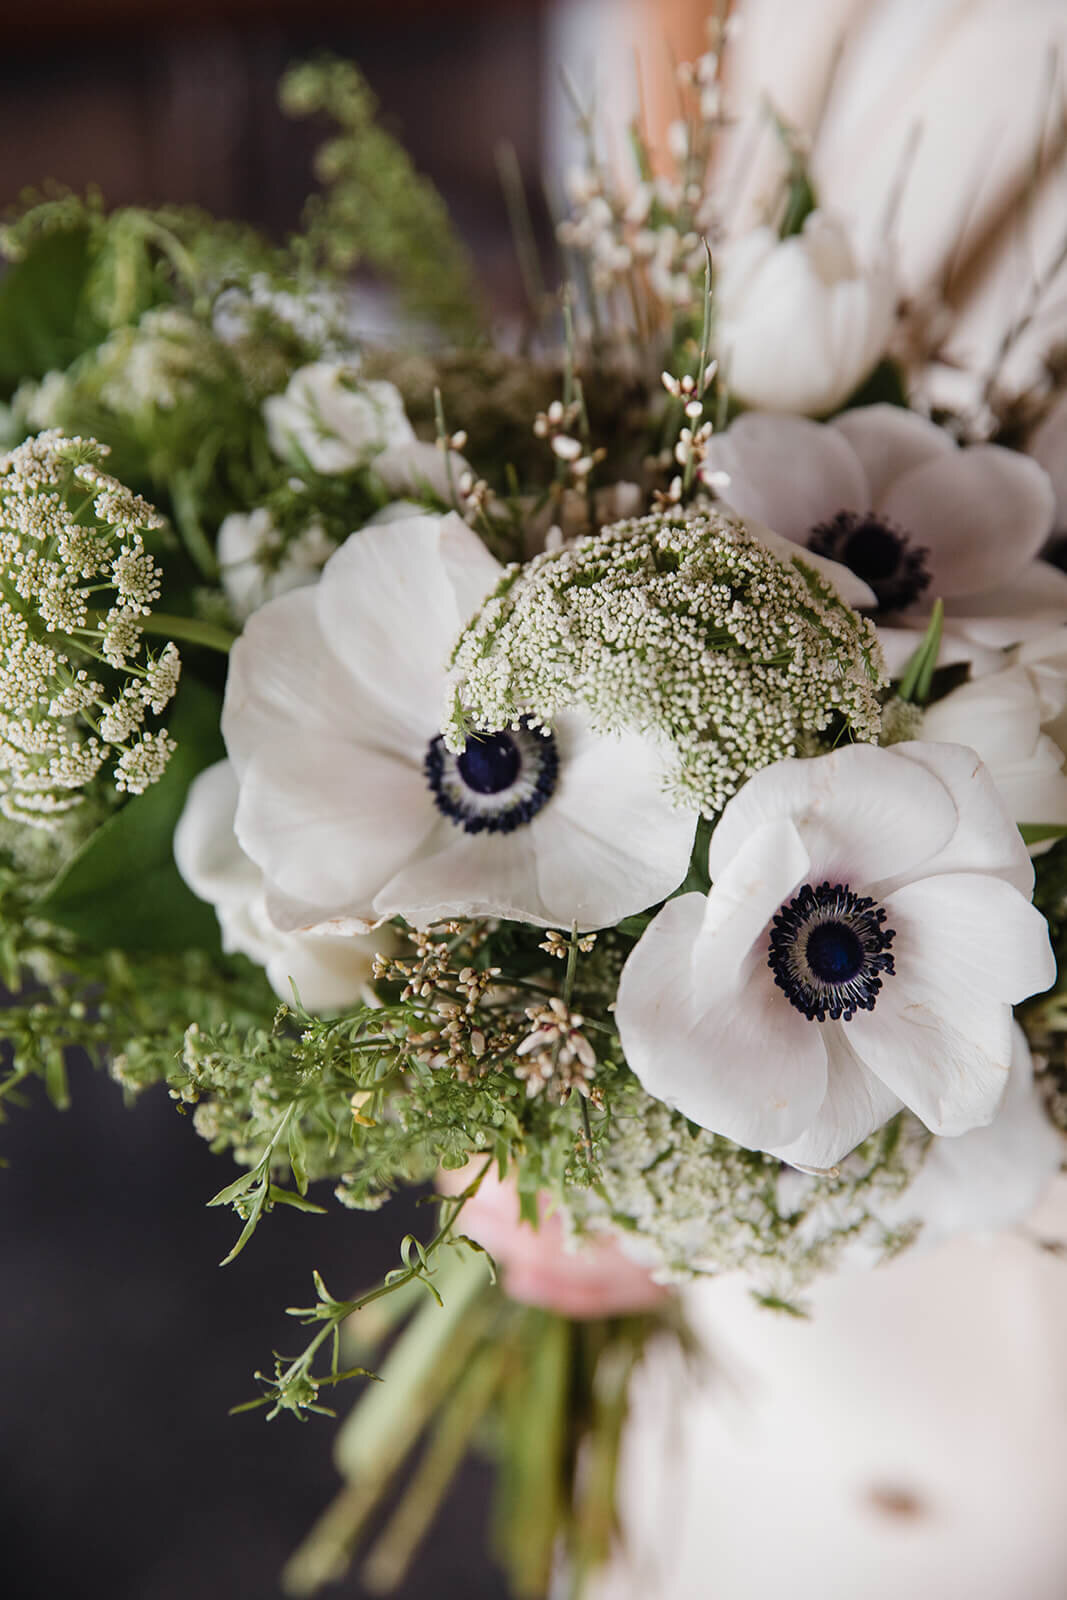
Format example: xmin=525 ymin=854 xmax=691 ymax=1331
xmin=0 ymin=2 xmax=549 ymax=303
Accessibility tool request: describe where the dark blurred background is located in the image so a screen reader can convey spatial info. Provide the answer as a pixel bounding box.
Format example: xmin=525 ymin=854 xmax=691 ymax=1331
xmin=0 ymin=3 xmax=549 ymax=1596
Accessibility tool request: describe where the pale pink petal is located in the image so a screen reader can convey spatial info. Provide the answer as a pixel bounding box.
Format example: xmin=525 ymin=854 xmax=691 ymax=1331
xmin=878 ymin=446 xmax=1054 ymax=599
xmin=701 ymin=413 xmax=868 ymax=542
xmin=831 ymin=404 xmax=955 ymax=501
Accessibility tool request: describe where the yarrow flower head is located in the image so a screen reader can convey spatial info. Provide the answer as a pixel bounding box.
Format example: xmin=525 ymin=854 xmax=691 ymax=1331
xmin=221 ymin=512 xmax=696 ymax=933
xmin=0 ymin=431 xmax=179 ymax=827
xmin=445 ymin=506 xmax=885 ymax=817
xmin=615 ymin=741 xmax=1056 ymax=1171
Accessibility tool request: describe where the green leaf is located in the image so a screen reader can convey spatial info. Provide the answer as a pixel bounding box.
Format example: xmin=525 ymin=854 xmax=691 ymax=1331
xmin=267 ymin=1184 xmax=327 ymax=1216
xmin=841 ymin=357 xmax=910 ymax=412
xmin=35 ymin=673 xmax=225 ymax=953
xmin=0 ymin=226 xmax=105 ymax=398
xmin=895 ymin=600 xmax=944 ymax=705
xmin=1020 ymin=823 xmax=1067 ymax=846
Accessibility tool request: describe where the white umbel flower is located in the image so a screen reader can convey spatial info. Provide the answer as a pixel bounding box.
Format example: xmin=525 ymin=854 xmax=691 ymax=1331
xmin=221 ymin=513 xmax=696 ymax=932
xmin=715 ymin=212 xmax=895 ymax=416
xmin=703 ymin=404 xmax=1065 ymax=637
xmin=616 ymin=741 xmax=1054 ymax=1170
xmin=174 ymin=760 xmax=385 ymax=1011
xmin=263 ymin=361 xmax=415 ymax=474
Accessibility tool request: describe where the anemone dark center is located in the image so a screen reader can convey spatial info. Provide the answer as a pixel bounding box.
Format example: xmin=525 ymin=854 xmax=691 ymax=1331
xmin=456 ymin=731 xmax=522 ymax=794
xmin=806 ymin=510 xmax=931 ymax=615
xmin=425 ymin=720 xmax=559 ymax=835
xmin=768 ymin=881 xmax=896 ymax=1023
xmin=805 ymin=921 xmax=864 ymax=984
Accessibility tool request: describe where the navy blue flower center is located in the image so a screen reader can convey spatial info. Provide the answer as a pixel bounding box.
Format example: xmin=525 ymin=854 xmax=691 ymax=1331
xmin=768 ymin=881 xmax=896 ymax=1023
xmin=455 ymin=731 xmax=522 ymax=794
xmin=425 ymin=721 xmax=558 ymax=834
xmin=806 ymin=511 xmax=931 ymax=615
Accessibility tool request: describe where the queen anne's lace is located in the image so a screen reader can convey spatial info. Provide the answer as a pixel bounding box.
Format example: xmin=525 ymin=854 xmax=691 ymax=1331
xmin=0 ymin=431 xmax=179 ymax=827
xmin=446 ymin=506 xmax=885 ymax=816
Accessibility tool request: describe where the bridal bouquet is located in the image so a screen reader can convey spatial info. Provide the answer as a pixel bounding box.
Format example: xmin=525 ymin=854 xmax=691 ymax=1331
xmin=4 ymin=16 xmax=1067 ymax=1596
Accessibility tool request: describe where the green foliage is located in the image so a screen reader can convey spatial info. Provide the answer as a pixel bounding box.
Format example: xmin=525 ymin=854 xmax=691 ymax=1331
xmin=36 ymin=673 xmax=226 ymax=953
xmin=0 ymin=224 xmax=106 ymax=397
xmin=281 ymin=58 xmax=482 ymax=343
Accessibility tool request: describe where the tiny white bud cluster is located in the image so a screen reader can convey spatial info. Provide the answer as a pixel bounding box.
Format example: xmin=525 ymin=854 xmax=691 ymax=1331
xmin=446 ymin=506 xmax=885 ymax=817
xmin=0 ymin=432 xmax=180 ymax=827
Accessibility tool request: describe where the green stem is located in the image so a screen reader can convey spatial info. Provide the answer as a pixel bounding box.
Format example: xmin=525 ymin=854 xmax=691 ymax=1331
xmin=142 ymin=612 xmax=236 ymax=654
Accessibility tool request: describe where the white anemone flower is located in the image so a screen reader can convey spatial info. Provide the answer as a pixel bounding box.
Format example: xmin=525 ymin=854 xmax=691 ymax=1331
xmin=221 ymin=512 xmax=697 ymax=933
xmin=701 ymin=405 xmax=1065 ymax=643
xmin=217 ymin=508 xmax=337 ymax=623
xmin=714 ymin=212 xmax=895 ymax=417
xmin=616 ymin=741 xmax=1054 ymax=1171
xmin=174 ymin=760 xmax=387 ymax=1011
xmin=263 ymin=361 xmax=415 ymax=474
xmin=917 ymin=661 xmax=1067 ymax=853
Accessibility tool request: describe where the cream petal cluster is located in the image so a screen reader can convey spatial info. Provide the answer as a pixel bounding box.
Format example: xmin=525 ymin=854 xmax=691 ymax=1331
xmin=221 ymin=512 xmax=696 ymax=933
xmin=714 ymin=212 xmax=895 ymax=416
xmin=217 ymin=508 xmax=337 ymax=623
xmin=174 ymin=760 xmax=387 ymax=1011
xmin=263 ymin=361 xmax=415 ymax=474
xmin=703 ymin=404 xmax=1064 ymax=635
xmin=616 ymin=741 xmax=1055 ymax=1171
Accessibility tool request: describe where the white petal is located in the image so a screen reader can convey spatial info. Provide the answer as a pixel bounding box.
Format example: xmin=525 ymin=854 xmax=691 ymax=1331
xmin=846 ymin=957 xmax=1014 ymax=1138
xmin=173 ymin=759 xmax=261 ymax=909
xmin=533 ymin=715 xmax=697 ymax=926
xmin=264 ymin=932 xmax=379 ymax=1013
xmin=315 ymin=514 xmax=501 ymax=752
xmin=883 ymin=872 xmax=1055 ymax=1006
xmin=222 ymin=586 xmax=343 ymax=777
xmin=616 ymin=891 xmax=829 ymax=1152
xmin=235 ymin=735 xmax=438 ymax=928
xmin=1028 ymin=391 xmax=1067 ymax=528
xmin=879 ymin=742 xmax=1034 ymax=896
xmin=889 ymin=1023 xmax=1064 ymax=1243
xmin=943 ymin=560 xmax=1067 ymax=644
xmin=374 ymin=438 xmax=468 ymax=502
xmin=373 ymin=820 xmax=549 ymax=926
xmin=831 ymin=404 xmax=955 ymax=502
xmin=696 ymin=817 xmax=811 ymax=981
xmin=920 ymin=666 xmax=1043 ymax=768
xmin=879 ymin=446 xmax=1054 ymax=598
xmin=701 ymin=413 xmax=868 ymax=542
xmin=707 ymin=744 xmax=958 ymax=896
xmin=771 ymin=1025 xmax=904 ymax=1171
